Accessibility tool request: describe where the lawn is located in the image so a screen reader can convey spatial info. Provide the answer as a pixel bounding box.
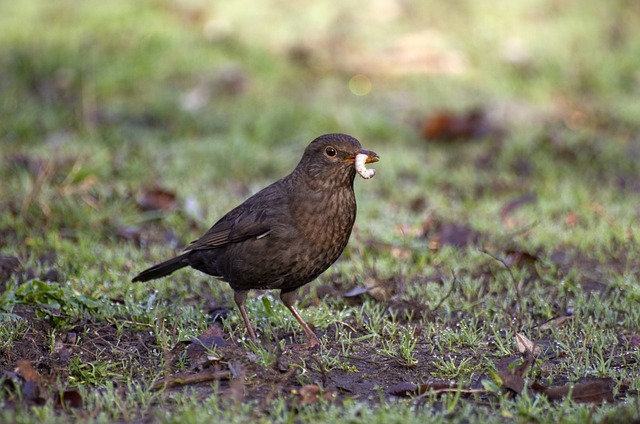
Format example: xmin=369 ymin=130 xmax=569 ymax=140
xmin=1 ymin=0 xmax=639 ymax=422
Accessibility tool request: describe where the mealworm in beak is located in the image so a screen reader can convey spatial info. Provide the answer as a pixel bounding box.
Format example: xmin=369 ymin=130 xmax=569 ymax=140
xmin=355 ymin=153 xmax=376 ymax=179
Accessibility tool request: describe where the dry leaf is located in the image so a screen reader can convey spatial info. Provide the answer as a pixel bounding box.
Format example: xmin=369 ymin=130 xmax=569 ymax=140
xmin=151 ymin=369 xmax=232 ymax=391
xmin=363 ymin=277 xmax=392 ymax=301
xmin=495 ymin=356 xmax=533 ymax=395
xmin=516 ymin=333 xmax=542 ymax=355
xmin=532 ymin=378 xmax=615 ymax=403
xmin=342 ymin=286 xmax=370 ymax=298
xmin=539 ymin=315 xmax=574 ymax=331
xmin=55 ymin=389 xmax=83 ymax=409
xmin=298 ymin=384 xmax=321 ymax=404
xmin=504 ymin=249 xmax=539 ymax=268
xmin=294 ymin=384 xmax=335 ymax=405
xmin=421 ymin=108 xmax=499 ymax=142
xmin=185 ymin=324 xmax=228 ymax=367
xmin=136 ymin=187 xmax=177 ymax=212
xmin=15 ymin=361 xmax=43 ymax=403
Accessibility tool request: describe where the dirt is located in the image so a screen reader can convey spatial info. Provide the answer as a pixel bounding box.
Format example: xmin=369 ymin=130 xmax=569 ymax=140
xmin=1 ymin=236 xmax=638 ymax=419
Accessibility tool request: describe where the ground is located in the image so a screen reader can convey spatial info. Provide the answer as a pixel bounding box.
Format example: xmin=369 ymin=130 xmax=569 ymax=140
xmin=1 ymin=0 xmax=640 ymax=422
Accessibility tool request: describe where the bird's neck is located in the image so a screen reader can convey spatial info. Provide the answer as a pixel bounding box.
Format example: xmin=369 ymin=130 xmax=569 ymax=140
xmin=288 ymin=167 xmax=356 ymax=192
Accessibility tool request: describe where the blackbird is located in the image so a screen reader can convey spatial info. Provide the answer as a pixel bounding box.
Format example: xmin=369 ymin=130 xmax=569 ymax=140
xmin=132 ymin=133 xmax=379 ymax=347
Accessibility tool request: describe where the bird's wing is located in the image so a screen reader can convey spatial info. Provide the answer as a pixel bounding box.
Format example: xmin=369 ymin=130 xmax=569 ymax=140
xmin=185 ymin=184 xmax=284 ymax=251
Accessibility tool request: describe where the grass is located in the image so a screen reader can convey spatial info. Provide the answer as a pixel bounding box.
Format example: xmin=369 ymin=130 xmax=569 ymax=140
xmin=1 ymin=0 xmax=640 ymax=422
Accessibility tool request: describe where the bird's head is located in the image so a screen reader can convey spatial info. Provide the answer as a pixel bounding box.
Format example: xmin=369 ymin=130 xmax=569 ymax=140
xmin=296 ymin=134 xmax=379 ymax=187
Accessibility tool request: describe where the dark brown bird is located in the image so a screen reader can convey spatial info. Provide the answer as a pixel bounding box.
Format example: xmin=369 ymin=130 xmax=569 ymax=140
xmin=132 ymin=133 xmax=379 ymax=347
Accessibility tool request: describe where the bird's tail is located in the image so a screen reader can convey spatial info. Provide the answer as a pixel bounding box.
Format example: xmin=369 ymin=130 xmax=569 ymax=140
xmin=132 ymin=254 xmax=189 ymax=282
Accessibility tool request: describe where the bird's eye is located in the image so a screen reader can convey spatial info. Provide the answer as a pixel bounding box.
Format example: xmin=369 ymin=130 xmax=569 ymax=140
xmin=325 ymin=146 xmax=337 ymax=157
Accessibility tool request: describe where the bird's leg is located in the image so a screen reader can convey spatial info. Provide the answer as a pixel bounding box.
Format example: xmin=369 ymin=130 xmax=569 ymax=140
xmin=234 ymin=290 xmax=257 ymax=341
xmin=280 ymin=290 xmax=320 ymax=348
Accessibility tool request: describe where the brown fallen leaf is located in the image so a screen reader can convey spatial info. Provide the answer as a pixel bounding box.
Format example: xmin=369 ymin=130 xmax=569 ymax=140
xmin=341 ymin=276 xmax=395 ymax=303
xmin=188 ymin=324 xmax=228 ymax=349
xmin=182 ymin=324 xmax=228 ymax=368
xmin=55 ymin=389 xmax=83 ymax=409
xmin=136 ymin=187 xmax=177 ymax=212
xmin=363 ymin=276 xmax=393 ymax=301
xmin=504 ymin=249 xmax=538 ymax=267
xmin=386 ymin=381 xmax=420 ymax=396
xmin=539 ymin=315 xmax=574 ymax=331
xmin=293 ymin=384 xmax=336 ymax=405
xmin=497 ymin=357 xmax=533 ymax=395
xmin=298 ymin=384 xmax=320 ymax=404
xmin=504 ymin=249 xmax=540 ymax=275
xmin=341 ymin=286 xmax=370 ymax=298
xmin=516 ymin=333 xmax=542 ymax=355
xmin=15 ymin=361 xmax=45 ymax=404
xmin=531 ymin=378 xmax=615 ymax=403
xmin=151 ymin=369 xmax=232 ymax=391
xmin=421 ymin=108 xmax=501 ymax=142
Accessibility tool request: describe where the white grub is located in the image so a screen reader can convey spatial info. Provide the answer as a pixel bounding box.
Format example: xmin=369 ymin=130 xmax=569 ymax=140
xmin=355 ymin=153 xmax=376 ymax=179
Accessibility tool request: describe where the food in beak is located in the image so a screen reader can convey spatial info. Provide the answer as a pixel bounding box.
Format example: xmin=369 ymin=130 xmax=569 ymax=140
xmin=355 ymin=153 xmax=377 ymax=179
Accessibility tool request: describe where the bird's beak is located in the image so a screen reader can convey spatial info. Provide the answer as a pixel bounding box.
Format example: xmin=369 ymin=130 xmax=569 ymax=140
xmin=361 ymin=149 xmax=379 ymax=164
xmin=345 ymin=149 xmax=380 ymax=163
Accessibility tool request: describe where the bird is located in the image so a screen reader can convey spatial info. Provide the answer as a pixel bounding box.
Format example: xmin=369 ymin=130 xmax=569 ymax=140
xmin=132 ymin=133 xmax=379 ymax=347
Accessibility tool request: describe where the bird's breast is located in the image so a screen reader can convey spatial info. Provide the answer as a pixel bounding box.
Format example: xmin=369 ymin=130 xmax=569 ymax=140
xmin=220 ymin=187 xmax=357 ymax=291
xmin=289 ymin=187 xmax=356 ymax=255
